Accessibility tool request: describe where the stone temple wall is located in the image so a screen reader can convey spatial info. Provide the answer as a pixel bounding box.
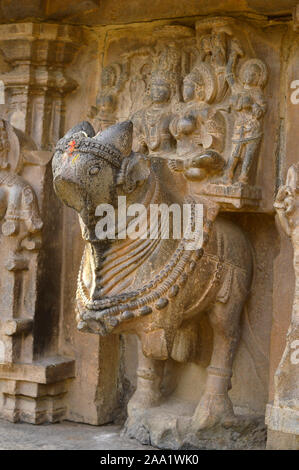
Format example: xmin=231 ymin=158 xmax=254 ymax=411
xmin=0 ymin=0 xmax=297 ymax=450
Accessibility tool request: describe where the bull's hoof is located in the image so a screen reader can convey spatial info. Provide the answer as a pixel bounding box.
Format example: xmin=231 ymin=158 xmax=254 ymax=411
xmin=127 ymin=390 xmax=161 ymax=418
xmin=191 ymin=393 xmax=236 ymax=431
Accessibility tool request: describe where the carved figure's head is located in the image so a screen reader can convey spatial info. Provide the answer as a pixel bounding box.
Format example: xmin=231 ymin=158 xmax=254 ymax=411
xmin=240 ymin=59 xmax=268 ymax=89
xmin=183 ymin=74 xmax=205 ymax=103
xmin=96 ymin=93 xmax=117 ymax=115
xmin=52 ymin=121 xmax=150 ymax=232
xmin=150 ymin=76 xmax=171 ymax=104
xmin=182 ymin=63 xmax=215 ymax=104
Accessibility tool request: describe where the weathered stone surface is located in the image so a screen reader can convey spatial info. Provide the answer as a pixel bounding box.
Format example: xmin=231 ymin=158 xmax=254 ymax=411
xmin=0 ymin=1 xmax=297 ymax=26
xmin=0 ymin=0 xmax=296 ymax=452
xmin=266 ymin=164 xmax=299 ymax=449
xmin=123 ymin=399 xmax=266 ymax=450
xmin=0 ymin=419 xmax=154 ymax=450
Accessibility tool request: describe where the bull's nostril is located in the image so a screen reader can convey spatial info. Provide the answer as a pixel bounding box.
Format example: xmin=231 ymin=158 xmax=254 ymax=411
xmin=53 ymin=176 xmax=83 ymax=213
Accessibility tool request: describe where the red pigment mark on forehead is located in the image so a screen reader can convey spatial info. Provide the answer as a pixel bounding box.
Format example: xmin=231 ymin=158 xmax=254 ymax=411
xmin=68 ymin=140 xmax=76 ymax=156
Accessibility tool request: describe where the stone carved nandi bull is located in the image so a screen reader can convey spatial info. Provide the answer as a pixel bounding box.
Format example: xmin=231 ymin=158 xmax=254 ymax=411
xmin=52 ymin=120 xmax=252 ymax=433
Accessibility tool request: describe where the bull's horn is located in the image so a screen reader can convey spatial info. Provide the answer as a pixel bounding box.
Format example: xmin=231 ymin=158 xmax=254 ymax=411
xmin=93 ymin=121 xmax=133 ymax=157
xmin=63 ymin=121 xmax=95 ymax=139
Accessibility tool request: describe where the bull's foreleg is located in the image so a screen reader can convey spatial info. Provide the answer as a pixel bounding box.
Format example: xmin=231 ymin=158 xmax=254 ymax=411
xmin=192 ymin=299 xmax=243 ymax=430
xmin=127 ymin=339 xmax=164 ymax=418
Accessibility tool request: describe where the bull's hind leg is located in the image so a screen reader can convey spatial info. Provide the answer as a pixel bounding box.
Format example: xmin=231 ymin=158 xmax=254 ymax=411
xmin=192 ymin=297 xmax=245 ymax=430
xmin=127 ymin=340 xmax=164 ymax=418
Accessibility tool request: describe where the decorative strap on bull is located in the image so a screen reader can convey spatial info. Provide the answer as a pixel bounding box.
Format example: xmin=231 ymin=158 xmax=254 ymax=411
xmin=54 ymin=120 xmax=133 ymax=170
xmin=55 ymin=135 xmax=122 ymax=169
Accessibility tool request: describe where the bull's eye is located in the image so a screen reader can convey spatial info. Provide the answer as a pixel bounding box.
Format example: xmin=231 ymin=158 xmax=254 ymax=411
xmin=89 ymin=166 xmax=100 ymax=176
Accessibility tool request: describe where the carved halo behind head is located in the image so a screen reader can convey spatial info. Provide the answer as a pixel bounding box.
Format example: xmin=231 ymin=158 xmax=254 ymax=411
xmin=239 ymin=58 xmax=268 ymax=88
xmin=183 ymin=62 xmax=216 ymax=104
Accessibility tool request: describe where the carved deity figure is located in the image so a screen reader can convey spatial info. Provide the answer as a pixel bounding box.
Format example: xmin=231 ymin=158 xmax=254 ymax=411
xmin=132 ymin=46 xmax=180 ymax=157
xmin=53 ymin=120 xmax=253 ymax=435
xmin=225 ymin=57 xmax=268 ymax=184
xmin=273 ymin=164 xmax=299 ymax=406
xmin=199 ymin=30 xmax=230 ymax=103
xmin=170 ymin=62 xmax=225 ymax=163
xmin=0 ymin=120 xmax=10 ymax=170
xmin=91 ymin=63 xmax=128 ymax=132
xmin=0 ymin=119 xmax=42 ymax=248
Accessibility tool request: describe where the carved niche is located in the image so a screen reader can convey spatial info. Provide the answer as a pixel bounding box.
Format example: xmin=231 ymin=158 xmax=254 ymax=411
xmin=91 ymin=19 xmax=268 ymax=210
xmin=53 ymin=19 xmax=270 ymax=448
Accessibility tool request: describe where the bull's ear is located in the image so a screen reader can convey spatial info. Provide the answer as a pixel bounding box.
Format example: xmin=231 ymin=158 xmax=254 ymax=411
xmin=117 ymin=153 xmax=150 ymax=193
xmin=94 ymin=121 xmax=133 ymax=157
xmin=63 ymin=121 xmax=95 ymax=139
xmin=286 ymin=164 xmax=299 ymax=191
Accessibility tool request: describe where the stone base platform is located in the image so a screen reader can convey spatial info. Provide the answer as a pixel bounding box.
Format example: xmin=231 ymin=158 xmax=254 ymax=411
xmin=266 ymin=404 xmax=299 ymax=449
xmin=123 ymin=398 xmax=267 ymax=450
xmin=198 ymin=183 xmax=262 ymax=210
xmin=0 ymin=357 xmax=75 ymax=424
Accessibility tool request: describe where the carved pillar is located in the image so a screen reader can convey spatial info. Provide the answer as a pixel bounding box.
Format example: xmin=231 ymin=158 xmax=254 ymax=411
xmin=0 ymin=23 xmax=82 ymax=424
xmin=266 ymin=165 xmax=299 ymax=449
xmin=265 ymin=8 xmax=299 ymax=450
xmin=0 ymin=23 xmax=81 ymax=150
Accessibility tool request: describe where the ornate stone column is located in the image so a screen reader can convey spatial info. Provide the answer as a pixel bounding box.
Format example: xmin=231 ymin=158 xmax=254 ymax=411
xmin=0 ymin=23 xmax=81 ymax=150
xmin=266 ymin=164 xmax=299 ymax=449
xmin=0 ymin=23 xmax=83 ymax=424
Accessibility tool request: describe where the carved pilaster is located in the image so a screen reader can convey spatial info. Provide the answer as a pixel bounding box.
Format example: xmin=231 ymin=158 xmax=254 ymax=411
xmin=0 ymin=120 xmax=74 ymax=424
xmin=266 ymin=164 xmax=299 ymax=449
xmin=0 ymin=23 xmax=83 ymax=423
xmin=0 ymin=23 xmax=82 ymax=150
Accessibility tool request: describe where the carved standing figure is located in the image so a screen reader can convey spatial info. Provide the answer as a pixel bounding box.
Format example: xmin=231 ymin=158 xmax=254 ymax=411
xmin=132 ymin=46 xmax=180 ymax=157
xmin=52 ymin=120 xmax=253 ymax=433
xmin=90 ymin=63 xmax=128 ymax=133
xmin=225 ymin=57 xmax=268 ymax=184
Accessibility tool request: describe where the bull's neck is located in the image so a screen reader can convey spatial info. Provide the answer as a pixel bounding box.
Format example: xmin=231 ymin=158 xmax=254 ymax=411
xmin=88 ymin=171 xmax=170 ymax=299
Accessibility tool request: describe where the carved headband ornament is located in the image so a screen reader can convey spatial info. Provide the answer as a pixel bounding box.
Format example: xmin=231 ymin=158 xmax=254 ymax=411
xmin=55 ymin=135 xmax=123 ymax=169
xmin=54 ymin=121 xmax=133 ymax=170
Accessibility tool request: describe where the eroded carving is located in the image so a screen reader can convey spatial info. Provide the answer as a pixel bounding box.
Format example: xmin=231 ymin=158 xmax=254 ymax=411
xmin=0 ymin=119 xmax=43 ymax=259
xmin=90 ymin=63 xmax=129 ymax=133
xmin=225 ymin=57 xmax=268 ymax=184
xmin=132 ymin=45 xmax=180 ymax=157
xmin=0 ymin=118 xmax=44 ymax=373
xmin=266 ymin=164 xmax=299 ymax=439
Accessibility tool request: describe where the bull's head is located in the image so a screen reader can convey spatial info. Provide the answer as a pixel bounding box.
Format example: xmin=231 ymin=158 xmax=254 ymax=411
xmin=52 ymin=120 xmax=150 ymax=239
